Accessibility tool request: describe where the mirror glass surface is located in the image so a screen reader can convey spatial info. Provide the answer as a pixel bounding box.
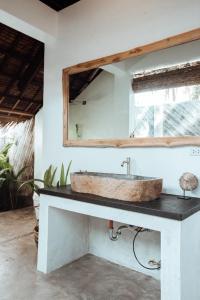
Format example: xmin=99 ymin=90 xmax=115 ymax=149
xmin=68 ymin=39 xmax=200 ymax=140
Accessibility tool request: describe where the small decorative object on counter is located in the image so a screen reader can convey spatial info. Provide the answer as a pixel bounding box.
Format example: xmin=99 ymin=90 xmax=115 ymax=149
xmin=179 ymin=172 xmax=199 ymax=199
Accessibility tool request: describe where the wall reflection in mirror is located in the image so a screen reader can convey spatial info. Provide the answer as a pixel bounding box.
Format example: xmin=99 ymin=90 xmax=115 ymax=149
xmin=68 ymin=39 xmax=200 ymax=140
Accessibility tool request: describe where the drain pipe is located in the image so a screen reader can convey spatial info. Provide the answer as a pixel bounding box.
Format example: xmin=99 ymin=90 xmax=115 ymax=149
xmin=108 ymin=220 xmax=132 ymax=241
xmin=108 ymin=221 xmax=161 ymax=270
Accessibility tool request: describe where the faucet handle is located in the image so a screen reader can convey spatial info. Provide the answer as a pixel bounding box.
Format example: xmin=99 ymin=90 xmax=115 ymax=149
xmin=121 ymin=157 xmax=131 ymax=175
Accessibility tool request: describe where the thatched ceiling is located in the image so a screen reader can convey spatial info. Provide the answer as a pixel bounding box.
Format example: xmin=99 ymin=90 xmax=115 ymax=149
xmin=0 ymin=23 xmax=44 ymax=122
xmin=39 ymin=0 xmax=80 ymax=11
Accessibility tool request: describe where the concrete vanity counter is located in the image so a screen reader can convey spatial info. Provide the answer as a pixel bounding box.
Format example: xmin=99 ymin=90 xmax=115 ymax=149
xmin=38 ymin=185 xmax=200 ymax=300
xmin=39 ymin=185 xmax=200 ymax=221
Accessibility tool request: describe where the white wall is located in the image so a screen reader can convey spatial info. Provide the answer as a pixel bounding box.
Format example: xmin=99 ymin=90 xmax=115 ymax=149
xmin=1 ymin=0 xmax=200 ymax=280
xmin=43 ymin=0 xmax=200 ymax=279
xmin=69 ymin=70 xmax=130 ymax=139
xmin=89 ymin=218 xmax=161 ymax=279
xmin=0 ymin=0 xmax=57 ymax=41
xmin=43 ymin=0 xmax=200 ymax=195
xmin=69 ymin=71 xmax=115 ymax=139
xmin=34 ymin=109 xmax=43 ymax=180
xmin=40 ymin=0 xmax=200 ymax=279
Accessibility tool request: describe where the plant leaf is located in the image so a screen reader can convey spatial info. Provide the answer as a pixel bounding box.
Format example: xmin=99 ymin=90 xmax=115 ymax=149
xmin=0 ymin=168 xmax=10 ymax=176
xmin=16 ymin=166 xmax=29 ymax=179
xmin=0 ymin=143 xmax=13 ymax=156
xmin=60 ymin=163 xmax=65 ymax=186
xmin=65 ymin=160 xmax=72 ymax=185
xmin=44 ymin=165 xmax=52 ymax=187
xmin=18 ymin=179 xmax=44 ymax=191
xmin=50 ymin=167 xmax=57 ymax=186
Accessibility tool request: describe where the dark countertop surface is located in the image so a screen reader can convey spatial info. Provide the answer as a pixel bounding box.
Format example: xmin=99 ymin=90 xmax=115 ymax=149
xmin=39 ymin=186 xmax=200 ymax=221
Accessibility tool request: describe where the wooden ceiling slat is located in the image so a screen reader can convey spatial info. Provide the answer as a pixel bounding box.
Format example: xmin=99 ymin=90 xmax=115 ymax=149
xmin=0 ymin=23 xmax=44 ymax=119
xmin=0 ymin=47 xmax=32 ymax=62
xmin=25 ymin=102 xmax=33 ymax=112
xmin=11 ymin=99 xmax=21 ymax=110
xmin=18 ymin=44 xmax=44 ymax=91
xmin=30 ymin=85 xmax=43 ymax=104
xmin=0 ymin=93 xmax=40 ymax=105
xmin=7 ymin=99 xmax=21 ymax=117
xmin=0 ymin=114 xmax=28 ymax=123
xmin=0 ymin=96 xmax=5 ymax=104
xmin=2 ymin=43 xmax=36 ymax=104
xmin=0 ymin=107 xmax=34 ymax=117
xmin=0 ymin=33 xmax=21 ymax=69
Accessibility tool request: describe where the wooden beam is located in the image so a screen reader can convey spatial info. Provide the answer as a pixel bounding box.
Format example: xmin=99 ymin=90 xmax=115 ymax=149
xmin=0 ymin=93 xmax=41 ymax=105
xmin=0 ymin=108 xmax=34 ymax=117
xmin=0 ymin=96 xmax=5 ymax=104
xmin=0 ymin=114 xmax=28 ymax=123
xmin=25 ymin=102 xmax=33 ymax=112
xmin=7 ymin=99 xmax=21 ymax=117
xmin=11 ymin=99 xmax=21 ymax=110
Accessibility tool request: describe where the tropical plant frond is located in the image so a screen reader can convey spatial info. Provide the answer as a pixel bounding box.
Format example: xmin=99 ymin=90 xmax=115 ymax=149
xmin=0 ymin=143 xmax=13 ymax=157
xmin=18 ymin=179 xmax=44 ymax=192
xmin=0 ymin=168 xmax=10 ymax=176
xmin=16 ymin=166 xmax=30 ymax=179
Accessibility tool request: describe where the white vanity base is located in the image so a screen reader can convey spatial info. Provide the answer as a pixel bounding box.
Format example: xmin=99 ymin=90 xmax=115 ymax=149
xmin=37 ymin=194 xmax=200 ymax=300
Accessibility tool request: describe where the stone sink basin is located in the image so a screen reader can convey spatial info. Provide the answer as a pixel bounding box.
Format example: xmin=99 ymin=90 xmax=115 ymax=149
xmin=70 ymin=172 xmax=163 ymax=202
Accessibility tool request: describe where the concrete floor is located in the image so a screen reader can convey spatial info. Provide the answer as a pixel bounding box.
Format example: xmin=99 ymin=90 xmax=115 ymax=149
xmin=0 ymin=207 xmax=160 ymax=300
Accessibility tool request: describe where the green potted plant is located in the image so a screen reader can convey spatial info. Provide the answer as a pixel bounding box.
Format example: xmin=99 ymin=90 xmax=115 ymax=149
xmin=20 ymin=161 xmax=72 ymax=246
xmin=0 ymin=143 xmax=32 ymax=211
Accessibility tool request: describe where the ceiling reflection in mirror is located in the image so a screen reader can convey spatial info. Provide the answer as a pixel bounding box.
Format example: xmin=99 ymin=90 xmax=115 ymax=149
xmin=68 ymin=39 xmax=200 ymax=140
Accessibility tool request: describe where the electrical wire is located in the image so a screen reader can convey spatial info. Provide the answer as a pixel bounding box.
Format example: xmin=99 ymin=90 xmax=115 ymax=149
xmin=132 ymin=227 xmax=161 ymax=271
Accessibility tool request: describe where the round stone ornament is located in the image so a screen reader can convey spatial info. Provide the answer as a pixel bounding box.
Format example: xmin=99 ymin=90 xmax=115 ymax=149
xmin=179 ymin=172 xmax=199 ymax=191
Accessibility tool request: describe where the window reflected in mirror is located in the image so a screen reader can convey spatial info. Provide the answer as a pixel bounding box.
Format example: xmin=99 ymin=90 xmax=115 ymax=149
xmin=132 ymin=62 xmax=200 ymax=137
xmin=68 ymin=39 xmax=200 ymax=140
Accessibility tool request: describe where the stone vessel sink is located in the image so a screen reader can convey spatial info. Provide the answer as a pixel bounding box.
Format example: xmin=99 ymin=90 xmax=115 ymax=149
xmin=70 ymin=172 xmax=163 ymax=202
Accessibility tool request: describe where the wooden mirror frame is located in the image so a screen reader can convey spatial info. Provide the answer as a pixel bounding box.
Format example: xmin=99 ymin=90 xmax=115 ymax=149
xmin=63 ymin=28 xmax=200 ymax=147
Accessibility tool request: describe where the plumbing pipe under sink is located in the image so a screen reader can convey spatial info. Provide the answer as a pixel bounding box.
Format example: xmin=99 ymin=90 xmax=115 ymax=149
xmin=107 ymin=220 xmax=161 ymax=270
xmin=108 ymin=220 xmax=132 ymax=241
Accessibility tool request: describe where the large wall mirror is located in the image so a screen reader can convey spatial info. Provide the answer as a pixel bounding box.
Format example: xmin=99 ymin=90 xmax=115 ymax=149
xmin=63 ymin=29 xmax=200 ymax=147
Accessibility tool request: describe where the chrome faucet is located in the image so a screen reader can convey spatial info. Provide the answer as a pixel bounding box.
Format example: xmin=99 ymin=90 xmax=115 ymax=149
xmin=121 ymin=157 xmax=131 ymax=175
